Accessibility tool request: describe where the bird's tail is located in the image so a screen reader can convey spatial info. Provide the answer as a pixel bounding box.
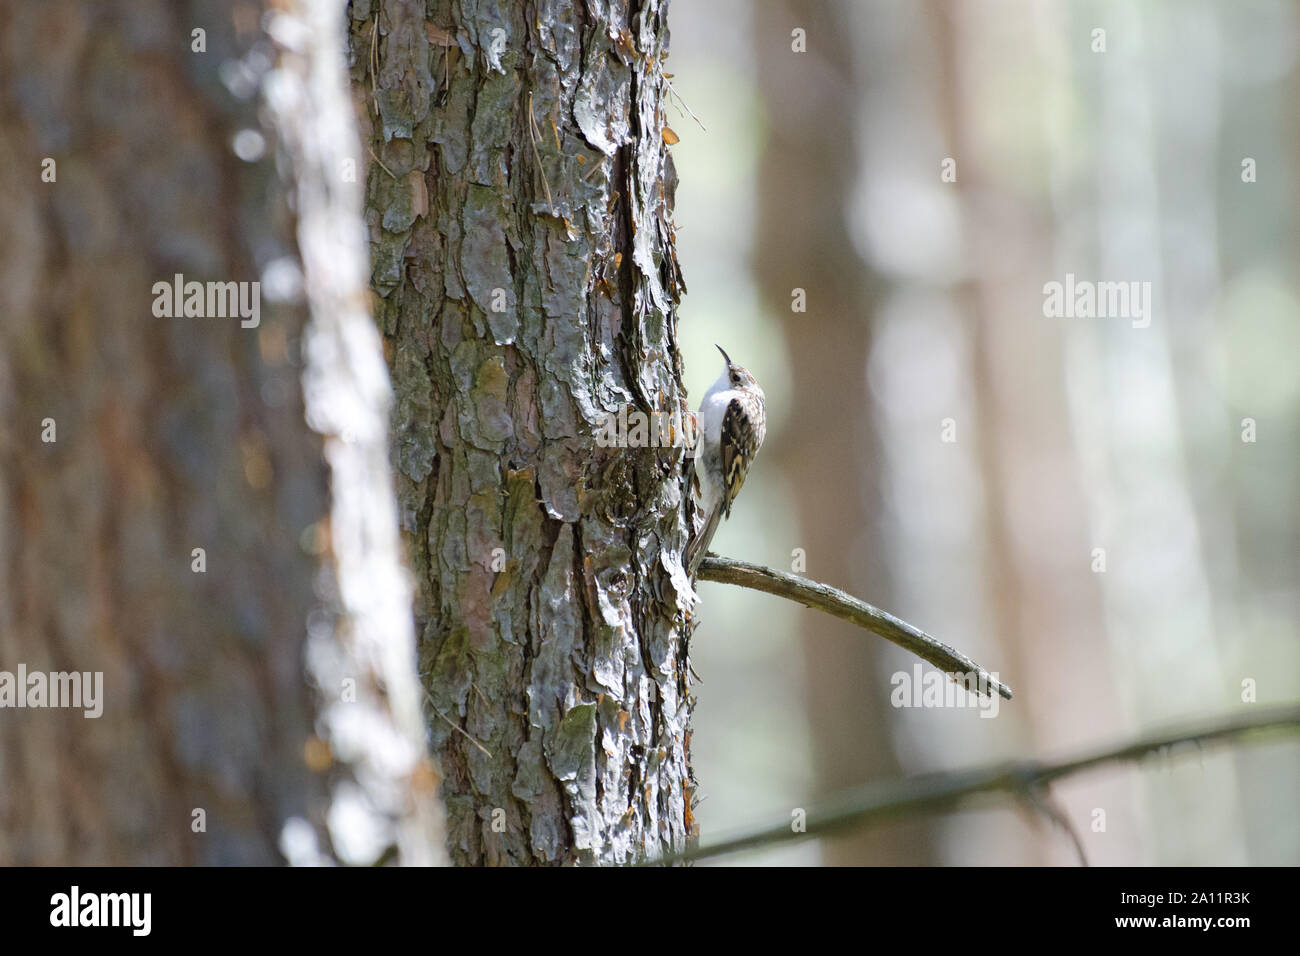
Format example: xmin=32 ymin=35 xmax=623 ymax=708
xmin=686 ymin=503 xmax=724 ymax=575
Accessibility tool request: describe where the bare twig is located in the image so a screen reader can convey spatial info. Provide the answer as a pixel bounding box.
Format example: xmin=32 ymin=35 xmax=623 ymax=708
xmin=367 ymin=146 xmax=397 ymax=180
xmin=697 ymin=555 xmax=1013 ymax=701
xmin=648 ymin=703 xmax=1300 ymax=865
xmin=662 ymin=74 xmax=707 ymax=132
xmin=426 ymin=696 xmax=492 ymax=758
xmin=526 ymin=91 xmax=556 ymax=216
xmin=1021 ymin=784 xmax=1089 ymax=866
xmin=370 ymin=15 xmax=380 ymax=116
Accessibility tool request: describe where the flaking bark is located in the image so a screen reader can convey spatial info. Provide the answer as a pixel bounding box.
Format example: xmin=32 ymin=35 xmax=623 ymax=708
xmin=349 ymin=0 xmax=695 ymax=864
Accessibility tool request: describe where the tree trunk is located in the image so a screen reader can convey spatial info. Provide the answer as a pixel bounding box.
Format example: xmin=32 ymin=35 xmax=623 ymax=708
xmin=0 ymin=0 xmax=442 ymax=865
xmin=349 ymin=0 xmax=695 ymax=864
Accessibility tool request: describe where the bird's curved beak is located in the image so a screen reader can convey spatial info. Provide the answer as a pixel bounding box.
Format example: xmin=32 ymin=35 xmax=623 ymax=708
xmin=715 ymin=344 xmax=731 ymax=366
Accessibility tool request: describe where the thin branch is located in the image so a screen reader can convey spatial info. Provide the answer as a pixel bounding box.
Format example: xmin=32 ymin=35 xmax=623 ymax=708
xmin=697 ymin=555 xmax=1013 ymax=701
xmin=369 ymin=15 xmax=380 ymax=117
xmin=650 ymin=703 xmax=1300 ymax=865
xmin=1021 ymin=784 xmax=1089 ymax=866
xmin=425 ymin=696 xmax=492 ymax=758
xmin=526 ymin=91 xmax=556 ymax=216
xmin=367 ymin=145 xmax=397 ymax=180
xmin=661 ymin=74 xmax=707 ymax=132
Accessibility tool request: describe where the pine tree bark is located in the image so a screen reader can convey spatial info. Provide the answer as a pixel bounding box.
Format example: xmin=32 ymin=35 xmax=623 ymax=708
xmin=348 ymin=0 xmax=695 ymax=865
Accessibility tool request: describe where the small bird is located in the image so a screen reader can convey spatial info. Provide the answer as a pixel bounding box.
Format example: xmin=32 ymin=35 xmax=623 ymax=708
xmin=686 ymin=345 xmax=767 ymax=574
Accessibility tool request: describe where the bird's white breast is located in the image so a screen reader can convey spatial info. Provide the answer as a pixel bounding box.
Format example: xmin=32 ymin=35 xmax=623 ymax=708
xmin=694 ymin=377 xmax=736 ymax=511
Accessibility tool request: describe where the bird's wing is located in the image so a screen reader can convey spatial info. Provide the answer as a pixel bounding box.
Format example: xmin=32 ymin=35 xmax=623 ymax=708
xmin=719 ymin=396 xmax=759 ymax=517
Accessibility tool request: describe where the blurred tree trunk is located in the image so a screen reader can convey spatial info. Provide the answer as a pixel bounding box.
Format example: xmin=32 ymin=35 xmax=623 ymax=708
xmin=753 ymin=0 xmax=933 ymax=864
xmin=0 ymin=0 xmax=441 ymax=865
xmin=349 ymin=0 xmax=695 ymax=864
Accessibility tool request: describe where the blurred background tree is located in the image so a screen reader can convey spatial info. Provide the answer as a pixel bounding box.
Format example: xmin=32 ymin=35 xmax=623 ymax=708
xmin=0 ymin=0 xmax=441 ymax=866
xmin=672 ymin=0 xmax=1299 ymax=865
